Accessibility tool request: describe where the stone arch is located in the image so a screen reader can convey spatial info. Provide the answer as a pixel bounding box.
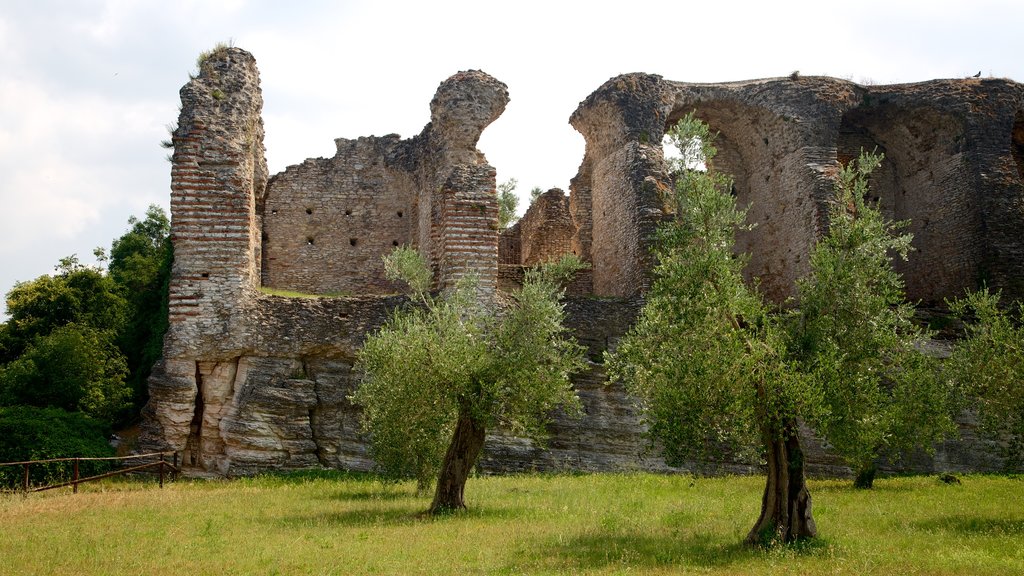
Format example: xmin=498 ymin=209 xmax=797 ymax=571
xmin=665 ymin=101 xmax=821 ymax=303
xmin=838 ymin=105 xmax=975 ymax=304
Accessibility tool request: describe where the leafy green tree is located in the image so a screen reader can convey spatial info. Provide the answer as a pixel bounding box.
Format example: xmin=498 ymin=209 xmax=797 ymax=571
xmin=607 ymin=114 xmax=818 ymax=545
xmin=3 ymin=259 xmax=127 ymax=362
xmin=790 ymin=151 xmax=957 ymax=488
xmin=0 ymin=406 xmax=115 ymax=488
xmin=108 ymin=205 xmax=172 ymax=408
xmin=947 ymin=288 xmax=1024 ymax=467
xmin=353 ymin=247 xmax=586 ymax=513
xmin=497 ymin=178 xmax=519 ymax=230
xmin=0 ymin=323 xmax=130 ymax=421
xmin=530 ymin=186 xmax=544 ymax=203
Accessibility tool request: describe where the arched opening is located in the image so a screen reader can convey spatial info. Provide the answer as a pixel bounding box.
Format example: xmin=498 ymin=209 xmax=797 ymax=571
xmin=663 ymin=102 xmax=814 ymax=303
xmin=837 ymin=105 xmax=974 ymax=304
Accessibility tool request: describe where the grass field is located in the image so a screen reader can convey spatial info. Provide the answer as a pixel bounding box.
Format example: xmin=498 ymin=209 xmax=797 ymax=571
xmin=2 ymin=471 xmax=1022 ymax=575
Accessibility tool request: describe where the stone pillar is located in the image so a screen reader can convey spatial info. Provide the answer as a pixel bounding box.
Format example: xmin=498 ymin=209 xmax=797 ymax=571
xmin=139 ymin=46 xmax=267 ymax=458
xmin=569 ymin=73 xmax=674 ymax=298
xmin=436 ymin=164 xmax=499 ymax=294
xmin=165 ymin=46 xmax=266 ymax=356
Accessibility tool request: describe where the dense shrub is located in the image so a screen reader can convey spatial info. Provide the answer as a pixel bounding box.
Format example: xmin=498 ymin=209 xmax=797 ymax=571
xmin=0 ymin=406 xmax=114 ymax=489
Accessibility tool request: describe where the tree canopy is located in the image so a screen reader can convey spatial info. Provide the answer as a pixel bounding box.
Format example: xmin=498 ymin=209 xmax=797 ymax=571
xmin=0 ymin=205 xmax=171 ymax=436
xmin=607 ymin=115 xmax=957 ymax=545
xmin=947 ymin=288 xmax=1024 ymax=467
xmin=353 ymin=247 xmax=586 ymax=513
xmin=789 ymin=152 xmax=957 ymax=488
xmin=607 ymin=114 xmax=817 ymax=545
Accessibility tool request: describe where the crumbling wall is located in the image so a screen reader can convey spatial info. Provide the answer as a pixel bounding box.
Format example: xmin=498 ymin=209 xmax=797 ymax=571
xmin=518 ymin=188 xmax=574 ymax=266
xmin=568 ymin=74 xmax=674 ymax=298
xmin=143 ymin=47 xmax=1024 ymax=478
xmin=568 ymin=73 xmax=1024 ymax=304
xmin=261 ymin=136 xmax=418 ymax=295
xmin=139 ymin=50 xmax=508 ymax=475
xmin=260 ymin=70 xmax=508 ymax=296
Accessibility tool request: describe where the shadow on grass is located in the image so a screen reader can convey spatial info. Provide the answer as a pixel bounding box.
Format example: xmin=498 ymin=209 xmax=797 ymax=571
xmin=914 ymin=515 xmax=1024 ymax=536
xmin=277 ymin=503 xmax=527 ymax=529
xmin=506 ymin=530 xmax=832 ymax=572
xmin=809 ymin=480 xmax=919 ymax=494
xmin=326 ymin=488 xmax=413 ymax=502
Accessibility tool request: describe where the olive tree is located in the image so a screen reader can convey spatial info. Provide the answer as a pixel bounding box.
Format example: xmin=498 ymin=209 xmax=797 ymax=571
xmin=947 ymin=288 xmax=1024 ymax=466
xmin=790 ymin=151 xmax=957 ymax=488
xmin=353 ymin=247 xmax=586 ymax=514
xmin=607 ymin=115 xmax=818 ymax=545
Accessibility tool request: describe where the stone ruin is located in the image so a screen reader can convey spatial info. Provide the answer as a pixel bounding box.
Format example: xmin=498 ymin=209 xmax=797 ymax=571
xmin=138 ymin=47 xmax=1024 ymax=477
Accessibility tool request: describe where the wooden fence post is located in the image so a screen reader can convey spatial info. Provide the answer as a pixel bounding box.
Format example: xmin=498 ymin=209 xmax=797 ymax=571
xmin=159 ymin=453 xmax=165 ymax=488
xmin=172 ymin=452 xmax=179 ymax=481
xmin=73 ymin=458 xmax=80 ymax=494
xmin=23 ymin=463 xmax=29 ymax=494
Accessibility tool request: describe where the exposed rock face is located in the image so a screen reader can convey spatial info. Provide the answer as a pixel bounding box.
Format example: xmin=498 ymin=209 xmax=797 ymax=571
xmin=140 ymin=48 xmax=1024 ymax=477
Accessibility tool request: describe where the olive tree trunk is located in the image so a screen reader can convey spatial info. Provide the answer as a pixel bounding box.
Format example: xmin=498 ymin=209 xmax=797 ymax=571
xmin=854 ymin=464 xmax=878 ymax=489
xmin=429 ymin=410 xmax=487 ymax=514
xmin=745 ymin=420 xmax=817 ymax=546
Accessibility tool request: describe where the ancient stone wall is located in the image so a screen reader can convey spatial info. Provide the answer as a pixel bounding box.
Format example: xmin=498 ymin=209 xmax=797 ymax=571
xmin=261 ymin=135 xmax=418 ymax=295
xmin=142 ymin=47 xmax=1024 ymax=478
xmin=518 ymin=188 xmax=574 ymax=266
xmin=568 ymin=73 xmax=1024 ymax=304
xmin=139 ymin=51 xmax=508 ymax=474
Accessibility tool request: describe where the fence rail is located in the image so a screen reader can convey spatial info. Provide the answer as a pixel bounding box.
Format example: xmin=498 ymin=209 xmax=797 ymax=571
xmin=0 ymin=451 xmax=179 ymax=494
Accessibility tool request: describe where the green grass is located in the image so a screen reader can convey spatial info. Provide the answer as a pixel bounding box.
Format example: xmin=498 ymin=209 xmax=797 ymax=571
xmin=2 ymin=472 xmax=1022 ymax=575
xmin=258 ymin=286 xmax=356 ymax=298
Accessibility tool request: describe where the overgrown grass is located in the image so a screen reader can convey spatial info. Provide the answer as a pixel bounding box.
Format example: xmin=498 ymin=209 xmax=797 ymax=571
xmin=2 ymin=472 xmax=1022 ymax=575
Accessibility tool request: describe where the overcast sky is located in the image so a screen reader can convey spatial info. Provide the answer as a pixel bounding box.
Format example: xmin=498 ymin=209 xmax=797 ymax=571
xmin=1 ymin=0 xmax=1021 ymax=316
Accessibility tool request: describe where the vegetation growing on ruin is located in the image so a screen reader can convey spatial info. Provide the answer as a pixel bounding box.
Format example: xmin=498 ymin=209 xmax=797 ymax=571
xmin=195 ymin=40 xmax=234 ymax=71
xmin=2 ymin=472 xmax=1022 ymax=575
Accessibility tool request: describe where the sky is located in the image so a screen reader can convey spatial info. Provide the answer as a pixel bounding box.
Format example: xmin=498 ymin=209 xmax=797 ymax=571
xmin=1 ymin=0 xmax=1022 ymax=316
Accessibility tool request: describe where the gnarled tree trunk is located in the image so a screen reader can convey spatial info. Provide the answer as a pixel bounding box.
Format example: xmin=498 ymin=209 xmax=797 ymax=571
xmin=429 ymin=409 xmax=487 ymax=514
xmin=745 ymin=420 xmax=817 ymax=546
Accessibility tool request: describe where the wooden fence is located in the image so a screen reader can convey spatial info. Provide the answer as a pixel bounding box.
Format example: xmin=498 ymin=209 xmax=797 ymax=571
xmin=0 ymin=452 xmax=179 ymax=494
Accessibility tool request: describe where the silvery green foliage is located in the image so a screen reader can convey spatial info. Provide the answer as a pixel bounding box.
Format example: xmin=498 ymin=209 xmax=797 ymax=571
xmin=353 ymin=247 xmax=585 ymax=490
xmin=947 ymin=289 xmax=1024 ymax=466
xmin=607 ymin=114 xmax=809 ymax=467
xmin=792 ymin=151 xmax=956 ymax=478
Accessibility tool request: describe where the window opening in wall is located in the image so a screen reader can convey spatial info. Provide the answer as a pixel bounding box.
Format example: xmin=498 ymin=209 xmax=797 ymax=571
xmin=200 ymin=272 xmax=210 ymax=278
xmin=345 ymin=209 xmax=352 ymax=216
xmin=350 ymin=238 xmax=358 ymax=247
xmin=392 ymin=240 xmax=399 ymax=246
xmin=1012 ymin=111 xmax=1024 ymax=181
xmin=306 ymin=208 xmax=313 ymax=215
xmin=306 ymin=237 xmax=315 ymax=245
xmin=662 ymin=132 xmax=706 ymax=171
xmin=270 ymin=209 xmax=278 ymax=215
xmin=397 ymin=211 xmax=403 ymax=218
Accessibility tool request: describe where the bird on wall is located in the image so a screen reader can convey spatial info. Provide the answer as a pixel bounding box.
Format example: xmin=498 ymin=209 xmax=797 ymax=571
xmin=973 ymin=71 xmax=982 ymax=78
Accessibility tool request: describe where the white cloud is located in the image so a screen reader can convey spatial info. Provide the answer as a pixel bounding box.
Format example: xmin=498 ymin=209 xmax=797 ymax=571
xmin=1 ymin=0 xmax=1023 ymax=316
